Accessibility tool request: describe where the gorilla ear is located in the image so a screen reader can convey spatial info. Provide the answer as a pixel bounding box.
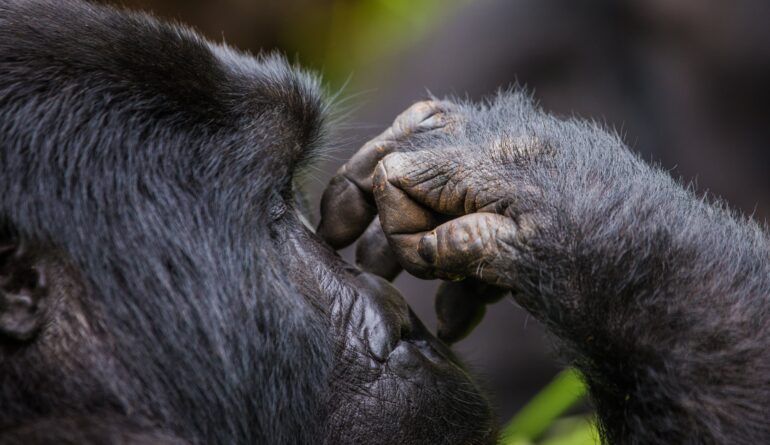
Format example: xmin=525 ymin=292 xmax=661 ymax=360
xmin=0 ymin=241 xmax=48 ymax=342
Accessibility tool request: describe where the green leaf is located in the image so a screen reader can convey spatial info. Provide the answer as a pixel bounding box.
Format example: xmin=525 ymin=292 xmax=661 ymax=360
xmin=500 ymin=369 xmax=588 ymax=444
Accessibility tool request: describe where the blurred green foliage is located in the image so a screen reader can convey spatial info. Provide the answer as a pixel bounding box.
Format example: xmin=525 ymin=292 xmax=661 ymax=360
xmin=284 ymin=0 xmax=466 ymax=89
xmin=501 ymin=369 xmax=600 ymax=445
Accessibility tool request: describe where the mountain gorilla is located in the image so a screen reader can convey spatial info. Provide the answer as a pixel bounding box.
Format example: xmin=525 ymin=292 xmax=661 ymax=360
xmin=0 ymin=1 xmax=494 ymax=444
xmin=1 ymin=0 xmax=769 ymax=444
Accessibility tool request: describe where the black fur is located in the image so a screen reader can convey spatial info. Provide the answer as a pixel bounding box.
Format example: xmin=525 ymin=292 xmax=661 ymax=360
xmin=1 ymin=0 xmax=332 ymax=443
xmin=4 ymin=0 xmax=765 ymax=444
xmin=0 ymin=1 xmax=494 ymax=444
xmin=404 ymin=92 xmax=770 ymax=444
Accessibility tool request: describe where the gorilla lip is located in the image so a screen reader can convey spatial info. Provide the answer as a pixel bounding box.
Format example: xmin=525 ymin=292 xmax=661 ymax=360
xmin=289 ymin=225 xmax=458 ymax=367
xmin=348 ymin=271 xmax=455 ymax=366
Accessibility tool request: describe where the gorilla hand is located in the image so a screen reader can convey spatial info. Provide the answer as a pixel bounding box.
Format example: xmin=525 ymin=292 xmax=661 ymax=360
xmin=317 ymin=100 xmax=457 ymax=279
xmin=370 ymin=135 xmax=526 ymax=286
xmin=318 ymin=99 xmax=539 ymax=343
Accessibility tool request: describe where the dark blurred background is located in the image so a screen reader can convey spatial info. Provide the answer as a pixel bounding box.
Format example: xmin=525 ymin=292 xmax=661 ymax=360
xmin=98 ymin=0 xmax=770 ymax=423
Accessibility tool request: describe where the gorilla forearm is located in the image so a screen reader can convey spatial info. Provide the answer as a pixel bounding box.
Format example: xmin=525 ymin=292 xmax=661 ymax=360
xmin=499 ymin=103 xmax=770 ymax=443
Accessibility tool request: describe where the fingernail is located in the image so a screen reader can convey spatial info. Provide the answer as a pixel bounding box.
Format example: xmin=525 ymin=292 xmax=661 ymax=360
xmin=418 ymin=231 xmax=437 ymax=264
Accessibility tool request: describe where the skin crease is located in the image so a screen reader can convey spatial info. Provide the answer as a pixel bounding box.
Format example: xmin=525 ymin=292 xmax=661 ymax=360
xmin=320 ymin=97 xmax=770 ymax=444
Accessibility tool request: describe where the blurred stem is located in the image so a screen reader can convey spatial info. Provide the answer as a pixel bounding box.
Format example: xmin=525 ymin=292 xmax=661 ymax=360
xmin=500 ymin=368 xmax=588 ymax=444
xmin=319 ymin=0 xmax=463 ymax=89
xmin=540 ymin=418 xmax=599 ymax=445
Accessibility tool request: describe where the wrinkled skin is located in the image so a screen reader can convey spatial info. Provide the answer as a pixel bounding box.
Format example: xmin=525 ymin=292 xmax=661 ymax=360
xmin=320 ymin=96 xmax=770 ymax=444
xmin=318 ymin=101 xmax=517 ymax=342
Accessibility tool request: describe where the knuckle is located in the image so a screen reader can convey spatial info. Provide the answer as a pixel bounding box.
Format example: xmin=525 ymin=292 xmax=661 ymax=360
xmin=374 ymin=142 xmax=391 ymax=156
xmin=409 ymin=100 xmax=436 ymax=114
xmin=393 ymin=100 xmax=457 ymax=137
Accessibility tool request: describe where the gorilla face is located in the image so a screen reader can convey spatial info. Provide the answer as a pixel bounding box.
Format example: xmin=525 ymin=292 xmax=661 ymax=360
xmin=277 ymin=207 xmax=495 ymax=444
xmin=0 ymin=1 xmax=494 ymax=443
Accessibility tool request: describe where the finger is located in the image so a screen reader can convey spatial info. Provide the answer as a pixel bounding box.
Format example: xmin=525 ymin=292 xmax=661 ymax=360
xmin=342 ymin=101 xmax=452 ymax=192
xmin=355 ymin=218 xmax=402 ymax=281
xmin=375 ymin=153 xmax=518 ymax=284
xmin=417 ymin=212 xmax=518 ymax=286
xmin=379 ymin=148 xmax=517 ymax=220
xmin=372 ymin=161 xmax=440 ymax=279
xmin=316 ymin=173 xmax=377 ymax=249
xmin=374 ymin=156 xmax=516 ymax=282
xmin=390 ymin=100 xmax=454 ymax=139
xmin=435 ymin=279 xmax=509 ymax=345
xmin=317 ymin=134 xmax=395 ymax=249
xmin=338 ymin=130 xmax=397 ymax=192
xmin=378 ymin=150 xmax=466 ymax=216
xmin=318 ymin=101 xmax=454 ymax=248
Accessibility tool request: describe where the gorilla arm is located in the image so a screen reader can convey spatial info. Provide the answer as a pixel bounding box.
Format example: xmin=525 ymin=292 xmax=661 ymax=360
xmin=319 ymin=93 xmax=770 ymax=444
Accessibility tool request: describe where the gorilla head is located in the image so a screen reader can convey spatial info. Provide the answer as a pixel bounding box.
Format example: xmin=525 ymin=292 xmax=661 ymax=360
xmin=0 ymin=1 xmax=494 ymax=444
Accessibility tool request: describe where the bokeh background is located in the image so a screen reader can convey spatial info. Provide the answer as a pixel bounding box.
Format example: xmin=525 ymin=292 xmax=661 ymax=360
xmin=98 ymin=0 xmax=770 ymax=425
